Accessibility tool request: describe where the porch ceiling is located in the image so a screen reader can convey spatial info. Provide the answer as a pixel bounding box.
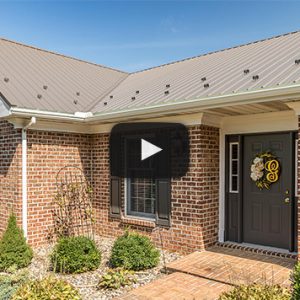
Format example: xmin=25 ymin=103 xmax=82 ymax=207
xmin=205 ymin=100 xmax=291 ymax=116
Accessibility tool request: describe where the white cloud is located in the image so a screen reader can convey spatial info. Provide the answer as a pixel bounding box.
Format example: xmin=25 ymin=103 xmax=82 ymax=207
xmin=160 ymin=16 xmax=180 ymax=34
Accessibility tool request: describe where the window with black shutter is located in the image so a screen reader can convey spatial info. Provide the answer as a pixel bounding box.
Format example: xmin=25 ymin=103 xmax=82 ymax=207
xmin=109 ymin=134 xmax=171 ymax=226
xmin=125 ymin=177 xmax=171 ymax=226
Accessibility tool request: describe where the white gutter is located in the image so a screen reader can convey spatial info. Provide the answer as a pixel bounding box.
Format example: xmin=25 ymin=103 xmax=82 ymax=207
xmin=22 ymin=117 xmax=36 ymax=238
xmin=11 ymin=107 xmax=84 ymax=121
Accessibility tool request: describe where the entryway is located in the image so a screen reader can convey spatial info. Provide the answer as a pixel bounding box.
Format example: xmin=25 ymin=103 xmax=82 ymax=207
xmin=225 ymin=132 xmax=296 ymax=251
xmin=118 ymin=246 xmax=294 ymax=300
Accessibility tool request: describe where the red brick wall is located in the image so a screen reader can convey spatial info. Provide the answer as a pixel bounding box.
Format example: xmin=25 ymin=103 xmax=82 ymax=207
xmin=26 ymin=131 xmax=92 ymax=245
xmin=0 ymin=120 xmax=22 ymax=233
xmin=92 ymin=124 xmax=220 ymax=253
xmin=0 ymin=122 xmax=220 ymax=253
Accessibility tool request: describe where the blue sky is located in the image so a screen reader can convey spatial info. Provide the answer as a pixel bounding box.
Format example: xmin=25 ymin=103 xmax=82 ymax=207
xmin=0 ymin=1 xmax=299 ymax=72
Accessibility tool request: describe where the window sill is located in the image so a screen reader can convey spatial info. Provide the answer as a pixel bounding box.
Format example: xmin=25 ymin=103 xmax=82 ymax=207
xmin=121 ymin=216 xmax=156 ymax=228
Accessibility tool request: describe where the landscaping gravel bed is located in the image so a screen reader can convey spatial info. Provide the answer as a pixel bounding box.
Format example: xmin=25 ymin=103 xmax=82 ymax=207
xmin=26 ymin=236 xmax=182 ymax=300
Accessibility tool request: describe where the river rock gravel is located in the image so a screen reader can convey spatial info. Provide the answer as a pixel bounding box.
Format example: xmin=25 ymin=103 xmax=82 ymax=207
xmin=26 ymin=235 xmax=182 ymax=300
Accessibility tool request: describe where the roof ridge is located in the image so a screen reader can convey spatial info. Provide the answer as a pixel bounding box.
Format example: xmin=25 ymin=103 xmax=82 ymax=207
xmin=0 ymin=37 xmax=128 ymax=75
xmin=132 ymin=29 xmax=300 ymax=74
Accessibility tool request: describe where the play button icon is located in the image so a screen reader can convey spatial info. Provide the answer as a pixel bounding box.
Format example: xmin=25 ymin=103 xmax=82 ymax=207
xmin=141 ymin=139 xmax=162 ymax=161
xmin=110 ymin=122 xmax=189 ymax=178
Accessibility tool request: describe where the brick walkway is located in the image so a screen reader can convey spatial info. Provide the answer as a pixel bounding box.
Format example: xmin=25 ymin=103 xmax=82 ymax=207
xmin=119 ymin=246 xmax=295 ymax=300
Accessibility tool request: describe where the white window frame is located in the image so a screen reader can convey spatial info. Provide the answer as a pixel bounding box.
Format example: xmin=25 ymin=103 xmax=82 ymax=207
xmin=125 ymin=177 xmax=157 ymax=220
xmin=229 ymin=142 xmax=239 ymax=193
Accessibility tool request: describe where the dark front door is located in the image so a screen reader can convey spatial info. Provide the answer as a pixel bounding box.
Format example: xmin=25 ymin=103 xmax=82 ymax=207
xmin=243 ymin=133 xmax=293 ymax=250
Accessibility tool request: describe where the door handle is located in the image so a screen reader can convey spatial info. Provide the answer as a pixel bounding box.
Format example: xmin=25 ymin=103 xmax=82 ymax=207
xmin=284 ymin=197 xmax=290 ymax=204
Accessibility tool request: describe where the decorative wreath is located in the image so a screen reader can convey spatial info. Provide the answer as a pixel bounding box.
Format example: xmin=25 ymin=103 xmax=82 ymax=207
xmin=250 ymin=152 xmax=280 ymax=190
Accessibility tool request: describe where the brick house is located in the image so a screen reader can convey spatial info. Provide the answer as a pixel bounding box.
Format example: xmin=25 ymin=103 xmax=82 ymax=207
xmin=1 ymin=31 xmax=300 ymax=255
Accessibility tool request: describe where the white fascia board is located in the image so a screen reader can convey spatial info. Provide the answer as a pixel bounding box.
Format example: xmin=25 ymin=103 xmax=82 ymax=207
xmin=10 ymin=107 xmax=85 ymax=121
xmin=10 ymin=118 xmax=92 ymax=134
xmin=8 ymin=112 xmax=210 ymax=134
xmin=74 ymin=111 xmax=94 ymax=118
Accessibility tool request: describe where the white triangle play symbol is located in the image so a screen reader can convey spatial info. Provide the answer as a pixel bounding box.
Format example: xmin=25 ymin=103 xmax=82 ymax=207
xmin=141 ymin=139 xmax=163 ymax=161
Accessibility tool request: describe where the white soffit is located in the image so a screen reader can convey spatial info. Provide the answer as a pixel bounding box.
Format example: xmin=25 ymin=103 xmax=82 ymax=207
xmin=221 ymin=110 xmax=297 ymax=134
xmin=286 ymin=101 xmax=300 ymax=115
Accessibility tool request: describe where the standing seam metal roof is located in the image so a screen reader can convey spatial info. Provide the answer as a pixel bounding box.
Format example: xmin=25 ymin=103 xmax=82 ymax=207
xmin=92 ymin=30 xmax=300 ymax=114
xmin=0 ymin=31 xmax=300 ymax=115
xmin=0 ymin=38 xmax=128 ymax=113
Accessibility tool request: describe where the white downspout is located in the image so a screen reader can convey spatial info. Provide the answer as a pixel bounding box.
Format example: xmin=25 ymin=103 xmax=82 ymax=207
xmin=22 ymin=117 xmax=36 ymax=238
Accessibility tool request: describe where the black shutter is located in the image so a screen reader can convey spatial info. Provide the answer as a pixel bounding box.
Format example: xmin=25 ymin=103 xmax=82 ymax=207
xmin=110 ymin=176 xmax=121 ymax=218
xmin=156 ymin=178 xmax=171 ymax=226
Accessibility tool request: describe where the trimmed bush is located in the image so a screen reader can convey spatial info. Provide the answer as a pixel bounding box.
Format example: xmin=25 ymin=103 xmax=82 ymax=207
xmin=110 ymin=232 xmax=160 ymax=271
xmin=0 ymin=214 xmax=33 ymax=271
xmin=292 ymin=262 xmax=300 ymax=299
xmin=12 ymin=276 xmax=82 ymax=300
xmin=50 ymin=236 xmax=101 ymax=274
xmin=218 ymin=283 xmax=290 ymax=300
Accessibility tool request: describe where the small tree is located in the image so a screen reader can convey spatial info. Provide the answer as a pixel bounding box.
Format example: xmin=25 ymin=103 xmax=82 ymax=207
xmin=0 ymin=214 xmax=33 ymax=271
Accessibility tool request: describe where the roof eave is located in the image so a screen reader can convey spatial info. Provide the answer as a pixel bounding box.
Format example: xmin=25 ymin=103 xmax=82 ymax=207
xmin=6 ymin=84 xmax=300 ymax=124
xmin=88 ymin=84 xmax=300 ymax=122
xmin=9 ymin=107 xmax=85 ymax=122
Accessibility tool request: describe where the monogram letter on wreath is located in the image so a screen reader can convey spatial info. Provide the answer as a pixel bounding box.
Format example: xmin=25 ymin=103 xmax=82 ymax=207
xmin=250 ymin=152 xmax=280 ymax=190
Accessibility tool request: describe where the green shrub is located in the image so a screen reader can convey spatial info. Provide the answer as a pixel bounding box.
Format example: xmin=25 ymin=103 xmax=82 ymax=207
xmin=0 ymin=214 xmax=33 ymax=271
xmin=12 ymin=276 xmax=82 ymax=300
xmin=218 ymin=283 xmax=291 ymax=300
xmin=98 ymin=268 xmax=136 ymax=290
xmin=50 ymin=236 xmax=101 ymax=274
xmin=0 ymin=271 xmax=28 ymax=300
xmin=292 ymin=262 xmax=300 ymax=299
xmin=110 ymin=232 xmax=160 ymax=271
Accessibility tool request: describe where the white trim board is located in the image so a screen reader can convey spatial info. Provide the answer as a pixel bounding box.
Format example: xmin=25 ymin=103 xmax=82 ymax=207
xmin=221 ymin=110 xmax=297 ymax=135
xmin=6 ymin=109 xmax=297 ymax=135
xmin=6 ymin=112 xmax=221 ymax=134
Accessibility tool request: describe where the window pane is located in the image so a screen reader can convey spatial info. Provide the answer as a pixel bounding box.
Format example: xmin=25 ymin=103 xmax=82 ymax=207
xmin=231 ymin=144 xmax=238 ymax=160
xmin=231 ymin=176 xmax=238 ymax=192
xmin=129 ymin=178 xmax=156 ymax=216
xmin=232 ymin=160 xmax=238 ymax=175
xmin=229 ymin=142 xmax=239 ymax=193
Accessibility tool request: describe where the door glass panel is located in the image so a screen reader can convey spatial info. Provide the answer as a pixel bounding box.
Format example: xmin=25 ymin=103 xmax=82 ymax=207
xmin=230 ymin=143 xmax=239 ymax=193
